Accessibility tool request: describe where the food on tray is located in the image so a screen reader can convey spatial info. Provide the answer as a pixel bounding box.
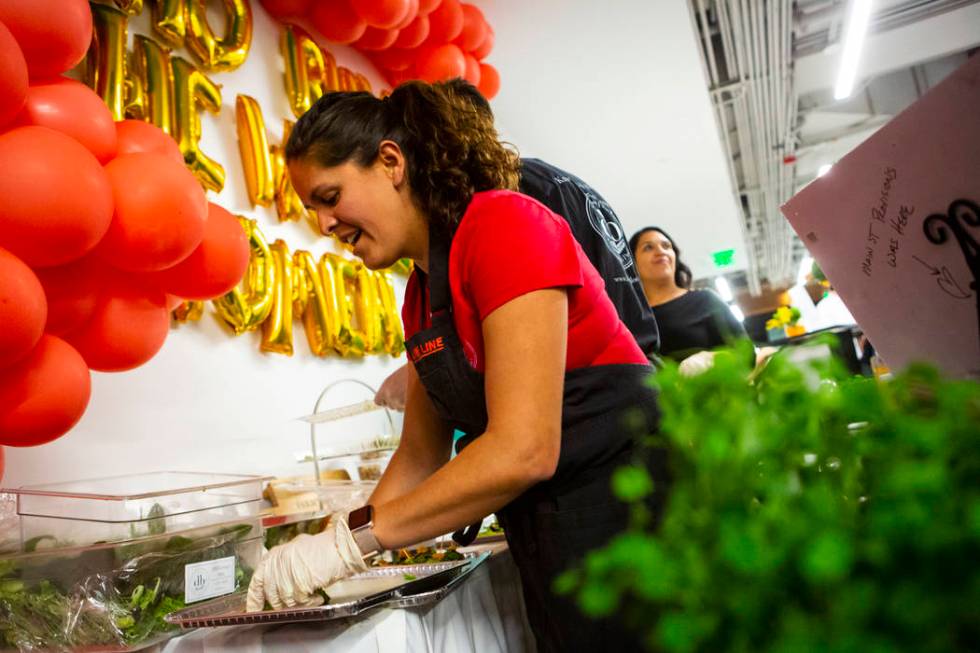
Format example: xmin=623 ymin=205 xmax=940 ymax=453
xmin=370 ymin=546 xmax=465 ymax=567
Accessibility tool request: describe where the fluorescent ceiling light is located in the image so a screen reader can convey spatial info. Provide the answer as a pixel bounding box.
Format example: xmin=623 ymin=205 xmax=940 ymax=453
xmin=714 ymin=276 xmax=733 ymax=302
xmin=817 ymin=163 xmax=833 ymax=177
xmin=797 ymin=255 xmax=814 ymax=285
xmin=834 ymin=0 xmax=873 ymax=100
xmin=729 ymin=304 xmax=745 ymax=323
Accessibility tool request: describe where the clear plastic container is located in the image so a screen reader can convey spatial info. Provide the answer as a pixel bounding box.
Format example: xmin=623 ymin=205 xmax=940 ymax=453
xmin=315 ymin=447 xmax=396 ymax=482
xmin=0 ymin=517 xmax=262 ymax=651
xmin=274 ymin=480 xmax=377 ymax=515
xmin=8 ymin=471 xmax=266 ymax=549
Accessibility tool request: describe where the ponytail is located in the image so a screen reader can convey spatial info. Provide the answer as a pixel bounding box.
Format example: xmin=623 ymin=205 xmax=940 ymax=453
xmin=286 ymin=80 xmax=519 ymax=231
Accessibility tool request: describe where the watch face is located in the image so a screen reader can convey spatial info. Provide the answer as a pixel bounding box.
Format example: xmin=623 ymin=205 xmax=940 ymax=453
xmin=348 ymin=505 xmax=372 ymax=530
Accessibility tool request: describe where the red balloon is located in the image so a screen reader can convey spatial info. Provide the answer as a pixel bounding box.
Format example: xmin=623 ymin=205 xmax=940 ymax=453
xmin=418 ymin=43 xmax=465 ymax=82
xmin=115 ymin=119 xmax=184 ymax=165
xmin=259 ymin=0 xmax=313 ymax=20
xmin=65 ymin=277 xmax=169 ymax=372
xmin=15 ymin=77 xmax=117 ymax=163
xmin=100 ymin=152 xmax=207 ymax=272
xmin=471 ymin=26 xmax=493 ymax=60
xmin=0 ymin=335 xmax=91 ymax=447
xmin=453 ymin=4 xmax=486 ymax=52
xmin=0 ymin=21 xmax=27 ymax=129
xmin=154 ymin=203 xmax=250 ymax=300
xmin=425 ymin=0 xmax=463 ymax=43
xmin=373 ymin=47 xmax=415 ymax=72
xmin=463 ymin=53 xmax=480 ymax=86
xmin=394 ymin=14 xmax=429 ymax=49
xmin=0 ymin=248 xmax=46 ymax=368
xmin=418 ymin=0 xmax=440 ymax=15
xmin=354 ymin=26 xmax=401 ymax=51
xmin=311 ymin=0 xmax=368 ymax=44
xmin=0 ymin=0 xmax=92 ymax=78
xmin=0 ymin=126 xmax=113 ymax=268
xmin=165 ymin=294 xmax=184 ymax=311
xmin=477 ymin=63 xmax=499 ymax=99
xmin=34 ymin=255 xmax=108 ymax=337
xmin=351 ymin=0 xmax=411 ymax=29
xmin=395 ymin=0 xmax=419 ymax=28
xmin=386 ymin=68 xmax=417 ymax=88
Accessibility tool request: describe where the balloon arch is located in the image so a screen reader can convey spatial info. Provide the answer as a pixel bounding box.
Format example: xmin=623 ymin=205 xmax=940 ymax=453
xmin=262 ymin=0 xmax=499 ymax=98
xmin=0 ymin=0 xmax=500 ymax=469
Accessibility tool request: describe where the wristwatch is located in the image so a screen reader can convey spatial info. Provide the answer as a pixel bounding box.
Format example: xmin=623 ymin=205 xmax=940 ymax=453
xmin=347 ymin=505 xmax=382 ymax=559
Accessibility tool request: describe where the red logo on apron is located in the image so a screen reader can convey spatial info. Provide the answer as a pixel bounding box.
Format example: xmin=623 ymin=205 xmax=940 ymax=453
xmin=409 ymin=336 xmax=445 ymax=362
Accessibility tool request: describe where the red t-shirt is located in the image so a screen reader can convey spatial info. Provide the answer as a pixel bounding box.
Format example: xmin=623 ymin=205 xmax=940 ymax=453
xmin=402 ymin=190 xmax=646 ymax=372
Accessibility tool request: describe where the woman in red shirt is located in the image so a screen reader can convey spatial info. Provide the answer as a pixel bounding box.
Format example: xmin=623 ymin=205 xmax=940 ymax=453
xmin=246 ymin=80 xmax=665 ymax=652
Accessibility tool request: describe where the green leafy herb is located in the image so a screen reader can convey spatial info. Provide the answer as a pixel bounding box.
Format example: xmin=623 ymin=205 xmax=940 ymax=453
xmin=0 ymin=523 xmax=257 ymax=650
xmin=146 ymin=502 xmax=167 ymax=536
xmin=557 ymin=340 xmax=980 ymax=652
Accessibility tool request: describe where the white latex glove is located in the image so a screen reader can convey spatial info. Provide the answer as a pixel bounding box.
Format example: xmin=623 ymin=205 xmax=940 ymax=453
xmin=678 ymin=350 xmax=717 ymax=377
xmin=245 ymin=518 xmax=367 ymax=612
xmin=374 ymin=363 xmax=409 ymax=412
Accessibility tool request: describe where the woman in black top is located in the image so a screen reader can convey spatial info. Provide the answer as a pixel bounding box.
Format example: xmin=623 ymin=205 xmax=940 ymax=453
xmin=629 ymin=227 xmax=747 ymax=361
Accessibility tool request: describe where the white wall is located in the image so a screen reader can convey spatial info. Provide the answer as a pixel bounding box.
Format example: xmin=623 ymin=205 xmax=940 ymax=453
xmin=4 ymin=6 xmax=407 ymax=488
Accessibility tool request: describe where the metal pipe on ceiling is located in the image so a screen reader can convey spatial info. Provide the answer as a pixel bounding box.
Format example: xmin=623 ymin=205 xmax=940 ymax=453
xmin=692 ymin=0 xmax=800 ymax=291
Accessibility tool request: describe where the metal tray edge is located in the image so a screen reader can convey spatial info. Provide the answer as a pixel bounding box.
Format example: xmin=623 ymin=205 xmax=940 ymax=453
xmin=165 ymin=552 xmax=491 ymax=629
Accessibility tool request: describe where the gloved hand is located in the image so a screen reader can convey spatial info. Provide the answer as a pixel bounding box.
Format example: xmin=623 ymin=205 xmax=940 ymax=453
xmin=374 ymin=363 xmax=409 ymax=412
xmin=678 ymin=350 xmax=717 ymax=377
xmin=245 ymin=517 xmax=367 ymax=612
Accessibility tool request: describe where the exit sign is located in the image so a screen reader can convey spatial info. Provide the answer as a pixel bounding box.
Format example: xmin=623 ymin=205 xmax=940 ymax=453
xmin=712 ymin=249 xmax=735 ymax=268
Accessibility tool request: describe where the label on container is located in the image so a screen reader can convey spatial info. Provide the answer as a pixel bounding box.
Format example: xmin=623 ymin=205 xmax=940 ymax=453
xmin=184 ymin=555 xmax=237 ymax=604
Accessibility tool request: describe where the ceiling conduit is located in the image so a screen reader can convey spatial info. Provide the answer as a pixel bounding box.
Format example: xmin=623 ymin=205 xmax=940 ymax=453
xmin=692 ymin=0 xmax=800 ymax=293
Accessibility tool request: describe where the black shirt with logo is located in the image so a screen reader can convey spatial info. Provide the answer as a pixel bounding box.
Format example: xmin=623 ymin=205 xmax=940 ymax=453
xmin=518 ymin=158 xmax=660 ymax=358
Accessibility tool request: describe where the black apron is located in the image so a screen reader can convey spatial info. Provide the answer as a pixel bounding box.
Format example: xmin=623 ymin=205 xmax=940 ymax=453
xmin=405 ymin=221 xmax=666 ymax=653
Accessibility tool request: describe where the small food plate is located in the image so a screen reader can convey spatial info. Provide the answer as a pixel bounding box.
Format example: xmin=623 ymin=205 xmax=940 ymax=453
xmin=164 ymin=551 xmax=491 ymax=629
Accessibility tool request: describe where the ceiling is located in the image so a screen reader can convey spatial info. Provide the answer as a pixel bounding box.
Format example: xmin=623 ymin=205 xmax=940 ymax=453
xmin=691 ymin=0 xmax=980 ymax=295
xmin=476 ymin=0 xmax=980 ymax=300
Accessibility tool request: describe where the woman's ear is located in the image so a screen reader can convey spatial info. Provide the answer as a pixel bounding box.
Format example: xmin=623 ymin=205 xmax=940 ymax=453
xmin=378 ymin=140 xmax=406 ymax=187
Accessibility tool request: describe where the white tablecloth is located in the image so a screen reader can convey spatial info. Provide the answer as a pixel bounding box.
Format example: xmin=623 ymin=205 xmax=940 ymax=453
xmin=156 ymin=547 xmax=535 ymax=653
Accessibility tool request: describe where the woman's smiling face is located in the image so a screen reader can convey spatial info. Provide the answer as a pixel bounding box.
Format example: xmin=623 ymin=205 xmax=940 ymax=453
xmin=634 ymin=229 xmax=677 ymax=285
xmin=288 ymin=145 xmax=424 ymax=270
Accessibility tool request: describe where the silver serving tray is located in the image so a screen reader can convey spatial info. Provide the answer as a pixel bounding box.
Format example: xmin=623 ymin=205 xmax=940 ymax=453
xmin=165 ymin=551 xmax=490 ymax=629
xmin=359 ymin=551 xmax=478 ymax=578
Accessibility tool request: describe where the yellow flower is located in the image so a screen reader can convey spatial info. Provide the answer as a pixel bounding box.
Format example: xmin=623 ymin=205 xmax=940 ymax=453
xmin=775 ymin=306 xmax=793 ymax=325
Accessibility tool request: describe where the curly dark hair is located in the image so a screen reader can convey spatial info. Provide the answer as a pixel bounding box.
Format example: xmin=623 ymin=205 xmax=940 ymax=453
xmin=628 ymin=226 xmax=693 ymax=289
xmin=285 ymin=79 xmax=519 ymax=232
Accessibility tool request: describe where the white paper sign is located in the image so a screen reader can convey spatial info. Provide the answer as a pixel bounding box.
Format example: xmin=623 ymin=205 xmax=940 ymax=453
xmin=184 ymin=555 xmax=237 ymax=604
xmin=781 ymin=55 xmax=980 ymax=379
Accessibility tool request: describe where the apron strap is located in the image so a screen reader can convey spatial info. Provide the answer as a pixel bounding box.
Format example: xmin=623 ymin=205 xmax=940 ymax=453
xmin=426 ymin=222 xmax=453 ymax=315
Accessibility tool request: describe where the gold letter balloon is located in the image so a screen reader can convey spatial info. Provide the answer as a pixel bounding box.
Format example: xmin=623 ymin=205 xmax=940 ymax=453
xmin=86 ymin=1 xmax=403 ymax=358
xmin=235 ymin=94 xmax=274 ymax=206
xmin=185 ymin=0 xmax=252 ymax=72
xmin=210 ymin=221 xmax=403 ymax=358
xmin=212 ymin=217 xmax=275 ymax=334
